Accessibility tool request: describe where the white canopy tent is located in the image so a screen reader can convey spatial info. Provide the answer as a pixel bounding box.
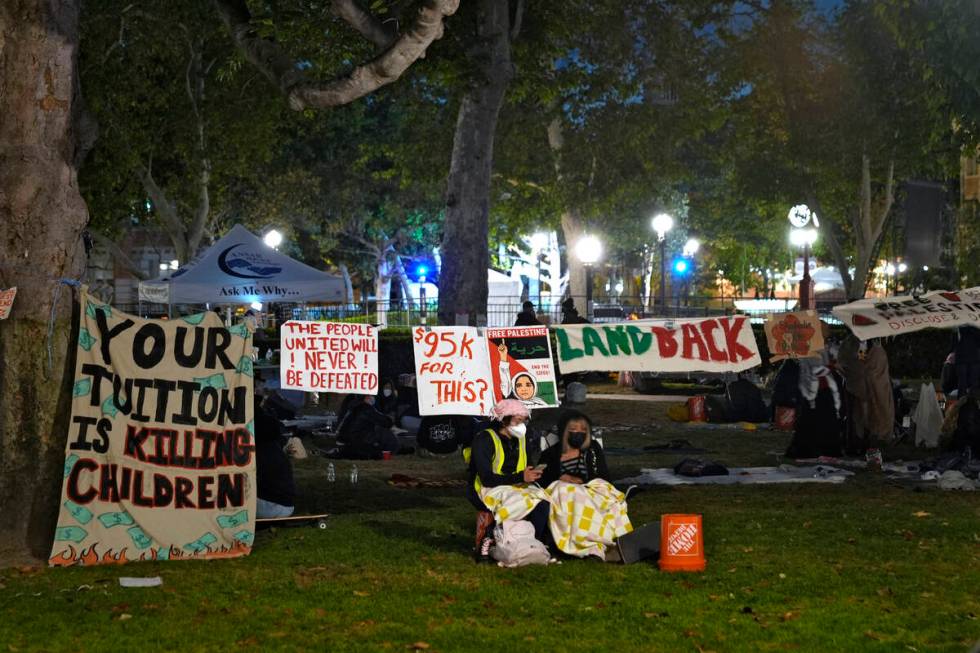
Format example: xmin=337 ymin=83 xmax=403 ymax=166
xmin=403 ymin=268 xmax=524 ymax=326
xmin=138 ymin=224 xmax=345 ymax=306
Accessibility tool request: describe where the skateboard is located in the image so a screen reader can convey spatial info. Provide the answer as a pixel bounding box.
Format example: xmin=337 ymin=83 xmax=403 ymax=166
xmin=256 ymin=513 xmax=329 ymax=530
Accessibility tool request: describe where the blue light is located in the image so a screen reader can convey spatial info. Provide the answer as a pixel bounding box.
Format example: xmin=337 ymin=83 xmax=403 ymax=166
xmin=673 ymin=259 xmax=689 ymax=274
xmin=417 ymin=265 xmax=428 ymax=277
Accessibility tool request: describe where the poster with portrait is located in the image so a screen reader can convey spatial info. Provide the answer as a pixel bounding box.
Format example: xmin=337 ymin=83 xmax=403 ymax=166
xmin=486 ymin=326 xmax=559 ymax=410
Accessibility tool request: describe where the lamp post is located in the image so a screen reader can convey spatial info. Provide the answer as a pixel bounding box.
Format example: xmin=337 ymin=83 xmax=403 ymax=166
xmin=418 ymin=266 xmax=428 ymax=325
xmin=651 ymin=213 xmax=674 ymax=316
xmin=574 ymin=235 xmax=602 ymax=321
xmin=788 ymin=205 xmax=818 ymax=310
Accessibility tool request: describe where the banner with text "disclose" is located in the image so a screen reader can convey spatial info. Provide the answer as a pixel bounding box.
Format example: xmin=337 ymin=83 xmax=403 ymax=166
xmin=832 ymin=287 xmax=980 ymax=340
xmin=50 ymin=290 xmax=255 ymax=567
xmin=554 ymin=317 xmax=761 ymax=374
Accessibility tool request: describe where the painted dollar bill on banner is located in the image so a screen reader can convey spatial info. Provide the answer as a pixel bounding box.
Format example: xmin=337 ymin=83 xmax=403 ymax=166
xmin=50 ymin=289 xmax=255 ymax=566
xmin=832 ymin=287 xmax=980 ymax=340
xmin=554 ymin=317 xmax=761 ymax=374
xmin=486 ymin=326 xmax=559 ymax=409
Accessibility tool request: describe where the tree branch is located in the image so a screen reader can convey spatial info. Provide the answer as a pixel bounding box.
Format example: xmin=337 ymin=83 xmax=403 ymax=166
xmin=808 ymin=193 xmax=854 ymax=298
xmin=331 ymin=0 xmax=396 ymax=49
xmin=510 ymin=0 xmax=525 ymax=41
xmin=214 ymin=0 xmax=458 ymax=110
xmin=859 ymin=153 xmax=872 ymax=249
xmin=88 ymin=230 xmax=149 ymax=281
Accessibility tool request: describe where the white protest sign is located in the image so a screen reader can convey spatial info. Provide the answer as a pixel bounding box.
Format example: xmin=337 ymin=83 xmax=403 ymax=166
xmin=412 ymin=326 xmax=493 ymax=416
xmin=280 ymin=321 xmax=378 ymax=394
xmin=832 ymin=287 xmax=980 ymax=340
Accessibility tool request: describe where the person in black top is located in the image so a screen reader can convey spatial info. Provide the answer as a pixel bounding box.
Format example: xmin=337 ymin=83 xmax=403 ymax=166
xmin=953 ymin=326 xmax=980 ymax=398
xmin=538 ymin=409 xmax=609 ymax=487
xmin=514 ymin=301 xmax=541 ymax=326
xmin=418 ymin=415 xmax=478 ymax=456
xmin=560 ymin=297 xmax=590 ymax=324
xmin=336 ymin=394 xmax=401 ymax=459
xmin=254 ymin=393 xmax=296 ymax=518
xmin=376 ymin=378 xmax=399 ymax=421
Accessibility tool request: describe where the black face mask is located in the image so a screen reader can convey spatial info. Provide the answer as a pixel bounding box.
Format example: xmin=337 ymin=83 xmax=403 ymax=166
xmin=566 ymin=431 xmax=587 ymax=449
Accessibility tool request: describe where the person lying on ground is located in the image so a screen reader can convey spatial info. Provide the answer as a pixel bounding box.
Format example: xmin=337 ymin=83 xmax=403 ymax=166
xmin=335 ymin=394 xmax=402 ymax=459
xmin=254 ymin=392 xmax=296 ymax=519
xmin=536 ymin=409 xmax=631 ymax=559
xmin=468 ymin=399 xmax=551 ymax=562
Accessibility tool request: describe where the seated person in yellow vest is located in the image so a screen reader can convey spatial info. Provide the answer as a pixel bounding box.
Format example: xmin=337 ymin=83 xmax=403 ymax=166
xmin=254 ymin=393 xmax=296 ymax=519
xmin=537 ymin=409 xmax=632 ymax=559
xmin=467 ymin=399 xmax=551 ymax=562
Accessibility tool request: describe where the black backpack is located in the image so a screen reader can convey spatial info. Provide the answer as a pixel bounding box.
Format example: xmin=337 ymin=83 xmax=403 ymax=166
xmin=727 ymin=379 xmax=769 ymax=423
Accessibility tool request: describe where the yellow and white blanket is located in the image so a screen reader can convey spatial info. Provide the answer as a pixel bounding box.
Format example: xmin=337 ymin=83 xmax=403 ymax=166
xmin=546 ymin=479 xmax=632 ymax=558
xmin=479 ymin=484 xmax=550 ymax=523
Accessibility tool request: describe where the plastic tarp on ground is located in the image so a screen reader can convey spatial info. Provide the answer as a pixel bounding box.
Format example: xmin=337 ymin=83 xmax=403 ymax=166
xmin=138 ymin=224 xmax=345 ymax=305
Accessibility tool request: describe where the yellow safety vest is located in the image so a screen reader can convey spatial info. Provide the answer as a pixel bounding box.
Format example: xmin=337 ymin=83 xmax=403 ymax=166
xmin=465 ymin=429 xmax=527 ymax=493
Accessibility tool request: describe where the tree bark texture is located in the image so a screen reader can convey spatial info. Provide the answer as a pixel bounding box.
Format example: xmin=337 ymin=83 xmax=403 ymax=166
xmin=546 ymin=117 xmax=587 ymax=303
xmin=0 ymin=0 xmax=89 ymax=562
xmin=560 ymin=210 xmax=587 ymax=304
xmin=437 ymin=0 xmax=513 ymax=325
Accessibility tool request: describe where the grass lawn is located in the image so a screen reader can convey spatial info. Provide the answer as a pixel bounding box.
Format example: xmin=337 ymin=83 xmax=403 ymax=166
xmin=2 ymin=398 xmax=979 ymax=652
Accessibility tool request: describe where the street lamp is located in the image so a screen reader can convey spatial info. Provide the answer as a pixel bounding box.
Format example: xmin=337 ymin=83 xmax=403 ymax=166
xmin=417 ymin=265 xmax=429 ymax=325
xmin=575 ymin=235 xmax=602 ymax=321
xmin=789 ymin=224 xmax=818 ymax=310
xmin=263 ymin=229 xmax=283 ymax=249
xmin=683 ymin=238 xmax=700 ymax=257
xmin=651 ymin=213 xmax=673 ymax=315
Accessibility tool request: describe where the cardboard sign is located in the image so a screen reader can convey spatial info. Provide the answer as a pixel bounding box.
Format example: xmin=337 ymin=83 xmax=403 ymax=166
xmin=832 ymin=287 xmax=980 ymax=340
xmin=554 ymin=317 xmax=761 ymax=374
xmin=50 ymin=291 xmax=255 ymax=566
xmin=0 ymin=287 xmax=16 ymax=319
xmin=486 ymin=326 xmax=558 ymax=409
xmin=764 ymin=311 xmax=824 ymax=362
xmin=280 ymin=321 xmax=378 ymax=394
xmin=413 ymin=326 xmax=492 ymax=416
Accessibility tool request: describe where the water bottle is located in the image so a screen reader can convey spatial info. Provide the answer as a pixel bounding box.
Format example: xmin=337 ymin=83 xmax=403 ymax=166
xmin=350 ymin=464 xmax=359 ymax=485
xmin=327 ymin=462 xmax=335 ymax=482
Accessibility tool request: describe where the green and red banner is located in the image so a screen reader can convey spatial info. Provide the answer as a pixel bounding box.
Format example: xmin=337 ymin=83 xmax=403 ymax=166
xmin=554 ymin=317 xmax=761 ymax=374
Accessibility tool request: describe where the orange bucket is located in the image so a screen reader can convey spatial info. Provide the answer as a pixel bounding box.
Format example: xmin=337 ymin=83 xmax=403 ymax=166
xmin=659 ymin=514 xmax=706 ymax=572
xmin=687 ymin=396 xmax=706 ymax=422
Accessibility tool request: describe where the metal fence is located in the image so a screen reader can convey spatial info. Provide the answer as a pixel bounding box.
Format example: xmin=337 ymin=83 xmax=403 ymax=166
xmin=118 ymin=294 xmax=846 ymax=327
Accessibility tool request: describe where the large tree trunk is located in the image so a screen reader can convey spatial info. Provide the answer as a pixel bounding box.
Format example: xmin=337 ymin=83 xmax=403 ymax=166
xmin=560 ymin=210 xmax=587 ymax=303
xmin=811 ymin=156 xmax=894 ymax=301
xmin=437 ymin=0 xmax=513 ymax=326
xmin=0 ymin=0 xmax=90 ymax=562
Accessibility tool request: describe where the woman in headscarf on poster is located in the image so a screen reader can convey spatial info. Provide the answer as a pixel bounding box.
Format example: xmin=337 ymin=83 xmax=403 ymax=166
xmin=494 ymin=340 xmax=550 ymax=409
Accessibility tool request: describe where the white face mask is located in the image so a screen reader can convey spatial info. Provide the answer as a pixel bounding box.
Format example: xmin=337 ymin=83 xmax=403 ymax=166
xmin=383 ymin=389 xmax=392 ymax=397
xmin=508 ymin=422 xmax=527 ymax=437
